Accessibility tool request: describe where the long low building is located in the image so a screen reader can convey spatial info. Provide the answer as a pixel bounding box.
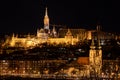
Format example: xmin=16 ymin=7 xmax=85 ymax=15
xmin=5 ymin=29 xmax=78 ymax=47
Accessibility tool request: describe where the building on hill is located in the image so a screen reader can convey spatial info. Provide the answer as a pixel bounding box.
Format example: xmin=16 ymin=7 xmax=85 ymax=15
xmin=2 ymin=7 xmax=118 ymax=48
xmin=2 ymin=7 xmax=79 ymax=48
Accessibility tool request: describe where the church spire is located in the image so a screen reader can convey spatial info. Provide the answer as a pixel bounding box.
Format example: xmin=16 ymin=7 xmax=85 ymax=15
xmin=45 ymin=7 xmax=48 ymax=16
xmin=44 ymin=7 xmax=49 ymax=30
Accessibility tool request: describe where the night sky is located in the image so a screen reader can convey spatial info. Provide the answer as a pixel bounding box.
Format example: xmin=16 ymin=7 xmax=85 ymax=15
xmin=0 ymin=0 xmax=120 ymax=35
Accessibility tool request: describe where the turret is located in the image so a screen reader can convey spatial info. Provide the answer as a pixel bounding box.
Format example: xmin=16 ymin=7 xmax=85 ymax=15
xmin=90 ymin=39 xmax=95 ymax=49
xmin=52 ymin=26 xmax=57 ymax=37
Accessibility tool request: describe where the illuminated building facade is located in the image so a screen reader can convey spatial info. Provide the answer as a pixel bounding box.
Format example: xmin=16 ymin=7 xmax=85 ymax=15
xmin=58 ymin=28 xmax=88 ymax=41
xmin=89 ymin=39 xmax=102 ymax=77
xmin=7 ymin=29 xmax=78 ymax=47
xmin=76 ymin=38 xmax=102 ymax=77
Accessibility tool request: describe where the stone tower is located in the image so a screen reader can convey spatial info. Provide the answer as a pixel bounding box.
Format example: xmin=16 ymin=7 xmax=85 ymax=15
xmin=44 ymin=7 xmax=49 ymax=31
xmin=89 ymin=38 xmax=102 ymax=77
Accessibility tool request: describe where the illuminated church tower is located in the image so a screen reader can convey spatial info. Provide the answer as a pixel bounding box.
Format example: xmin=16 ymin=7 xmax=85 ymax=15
xmin=44 ymin=7 xmax=49 ymax=31
xmin=89 ymin=38 xmax=102 ymax=77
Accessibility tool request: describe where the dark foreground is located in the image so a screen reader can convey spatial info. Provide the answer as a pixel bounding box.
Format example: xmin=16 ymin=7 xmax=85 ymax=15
xmin=0 ymin=76 xmax=116 ymax=80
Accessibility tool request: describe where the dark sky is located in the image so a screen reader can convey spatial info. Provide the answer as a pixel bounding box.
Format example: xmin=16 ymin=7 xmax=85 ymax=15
xmin=0 ymin=0 xmax=120 ymax=35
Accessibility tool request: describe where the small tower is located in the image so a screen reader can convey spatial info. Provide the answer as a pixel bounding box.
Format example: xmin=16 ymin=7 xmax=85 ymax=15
xmin=65 ymin=29 xmax=73 ymax=44
xmin=44 ymin=7 xmax=49 ymax=31
xmin=66 ymin=29 xmax=72 ymax=36
xmin=10 ymin=33 xmax=15 ymax=47
xmin=51 ymin=26 xmax=57 ymax=37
